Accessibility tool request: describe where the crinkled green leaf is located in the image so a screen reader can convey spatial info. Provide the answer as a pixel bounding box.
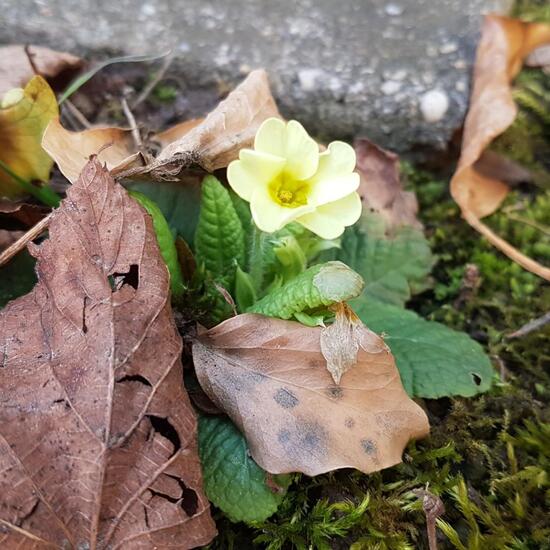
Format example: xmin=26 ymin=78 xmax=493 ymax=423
xmin=353 ymin=297 xmax=494 ymax=398
xmin=0 ymin=250 xmax=36 ymax=308
xmin=198 ymin=415 xmax=291 ymax=523
xmin=249 ymin=261 xmax=364 ymax=319
xmin=128 ymin=180 xmax=201 ymax=246
xmin=337 ymin=213 xmax=434 ymax=307
xmin=195 ymin=175 xmax=245 ymax=283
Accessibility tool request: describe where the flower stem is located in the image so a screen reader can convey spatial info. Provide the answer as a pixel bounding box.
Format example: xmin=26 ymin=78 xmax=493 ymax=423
xmin=0 ymin=160 xmax=61 ymax=208
xmin=248 ymin=224 xmax=266 ymax=294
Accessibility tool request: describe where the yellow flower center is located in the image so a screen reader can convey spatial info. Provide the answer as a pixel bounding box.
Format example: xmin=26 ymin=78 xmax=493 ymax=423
xmin=269 ymin=173 xmax=309 ymax=208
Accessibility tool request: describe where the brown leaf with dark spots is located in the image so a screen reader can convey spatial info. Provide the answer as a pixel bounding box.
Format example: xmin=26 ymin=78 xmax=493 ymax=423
xmin=193 ymin=313 xmax=429 ymax=476
xmin=450 ymin=15 xmax=550 ymax=280
xmin=0 ymin=158 xmax=216 ymax=549
xmin=0 ymin=45 xmax=82 ymax=96
xmin=355 ymin=138 xmax=421 ymax=231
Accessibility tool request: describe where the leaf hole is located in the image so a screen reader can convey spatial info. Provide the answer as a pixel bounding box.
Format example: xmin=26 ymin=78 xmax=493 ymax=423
xmin=109 ymin=264 xmax=139 ymax=291
xmin=147 ymin=415 xmax=181 ymax=455
xmin=166 ymin=474 xmax=199 ymax=516
xmin=116 ymin=374 xmax=152 ymax=387
xmin=471 ymin=373 xmax=482 ymax=386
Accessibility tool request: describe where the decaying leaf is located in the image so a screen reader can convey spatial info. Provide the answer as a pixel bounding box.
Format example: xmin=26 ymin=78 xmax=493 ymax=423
xmin=0 ymin=229 xmax=24 ymax=250
xmin=355 ymin=138 xmax=421 ymax=231
xmin=0 ymin=199 xmax=49 ymax=227
xmin=450 ymin=15 xmax=550 ymax=280
xmin=320 ymin=302 xmax=387 ymax=384
xmin=42 ymin=117 xmax=143 ymax=183
xmin=0 ymin=76 xmax=58 ymax=197
xmin=0 ymin=44 xmax=81 ymax=96
xmin=193 ymin=313 xmax=429 ymax=476
xmin=0 ymin=158 xmax=216 ymax=548
xmin=145 ymin=69 xmax=281 ymax=179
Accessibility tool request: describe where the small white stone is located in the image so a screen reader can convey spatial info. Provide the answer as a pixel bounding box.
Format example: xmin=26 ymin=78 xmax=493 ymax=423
xmin=140 ymin=3 xmax=156 ymax=16
xmin=298 ymin=68 xmax=324 ymax=92
xmin=420 ymin=89 xmax=450 ymax=123
xmin=381 ymin=80 xmax=402 ymax=95
xmin=385 ymin=3 xmax=404 ymax=16
xmin=455 ymin=80 xmax=467 ymax=93
xmin=440 ymin=42 xmax=458 ymax=54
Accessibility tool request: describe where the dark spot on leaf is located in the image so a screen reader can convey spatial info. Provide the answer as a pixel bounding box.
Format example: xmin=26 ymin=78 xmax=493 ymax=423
xmin=82 ymin=296 xmax=88 ymax=334
xmin=147 ymin=415 xmax=181 ymax=456
xmin=345 ymin=417 xmax=355 ymax=429
xmin=326 ymin=386 xmax=343 ymax=399
xmin=273 ymin=387 xmax=299 ymax=409
xmin=277 ymin=429 xmax=291 ymax=444
xmin=116 ymin=374 xmax=152 ymax=387
xmin=471 ymin=373 xmax=482 ymax=386
xmin=361 ymin=439 xmax=377 ymax=455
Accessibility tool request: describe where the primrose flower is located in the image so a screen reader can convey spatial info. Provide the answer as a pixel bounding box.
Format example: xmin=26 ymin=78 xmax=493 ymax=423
xmin=227 ymin=118 xmax=361 ymax=239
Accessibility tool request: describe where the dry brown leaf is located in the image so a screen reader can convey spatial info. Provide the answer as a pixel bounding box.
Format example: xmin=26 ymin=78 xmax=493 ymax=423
xmin=127 ymin=69 xmax=281 ymax=180
xmin=42 ymin=117 xmax=143 ymax=183
xmin=193 ymin=313 xmax=429 ymax=476
xmin=0 ymin=158 xmax=216 ymax=548
xmin=450 ymin=15 xmax=550 ymax=280
xmin=320 ymin=302 xmax=387 ymax=384
xmin=0 ymin=45 xmax=81 ymax=96
xmin=0 ymin=200 xmax=49 ymax=226
xmin=355 ymin=138 xmax=421 ymax=230
xmin=153 ymin=118 xmax=205 ymax=149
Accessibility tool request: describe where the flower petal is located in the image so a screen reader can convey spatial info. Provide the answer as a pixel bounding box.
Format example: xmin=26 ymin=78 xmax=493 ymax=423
xmin=308 ymin=172 xmax=360 ymax=206
xmin=296 ymin=192 xmax=362 ymax=239
xmin=255 ymin=118 xmax=319 ymax=181
xmin=227 ymin=150 xmax=285 ymax=201
xmin=315 ymin=141 xmax=357 ymax=179
xmin=250 ymin=188 xmax=315 ymax=233
xmin=284 ymin=120 xmax=319 ymax=180
xmin=254 ymin=117 xmax=286 ymax=157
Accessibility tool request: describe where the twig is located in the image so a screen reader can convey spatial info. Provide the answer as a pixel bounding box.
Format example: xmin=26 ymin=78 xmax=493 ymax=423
xmin=0 ymin=212 xmax=53 ymax=267
xmin=413 ymin=486 xmax=445 ymax=550
xmin=131 ymin=51 xmax=175 ymax=109
xmin=121 ymin=97 xmax=143 ymax=152
xmin=505 ymin=212 xmax=550 ymax=237
xmin=64 ymin=99 xmax=92 ymax=129
xmin=507 ymin=311 xmax=550 ymax=339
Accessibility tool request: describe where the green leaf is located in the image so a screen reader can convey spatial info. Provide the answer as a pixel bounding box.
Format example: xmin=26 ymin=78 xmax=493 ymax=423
xmin=195 ymin=175 xmax=245 ymax=283
xmin=352 ymin=297 xmax=494 ymax=398
xmin=337 ymin=213 xmax=434 ymax=307
xmin=198 ymin=415 xmax=291 ymax=523
xmin=235 ymin=265 xmax=257 ymax=313
xmin=0 ymin=250 xmax=36 ymax=308
xmin=128 ymin=180 xmax=201 ymax=246
xmin=249 ymin=261 xmax=364 ymax=319
xmin=128 ymin=190 xmax=184 ymax=298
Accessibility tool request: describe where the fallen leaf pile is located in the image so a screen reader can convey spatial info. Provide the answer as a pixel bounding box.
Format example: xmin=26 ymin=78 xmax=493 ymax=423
xmin=193 ymin=313 xmax=429 ymax=477
xmin=43 ymin=69 xmax=281 ymax=183
xmin=0 ymin=158 xmax=215 ymax=548
xmin=450 ymin=14 xmax=550 ymax=280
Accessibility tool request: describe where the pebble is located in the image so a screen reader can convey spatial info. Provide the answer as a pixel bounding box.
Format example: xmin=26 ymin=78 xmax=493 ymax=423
xmin=298 ymin=68 xmax=325 ymax=92
xmin=381 ymin=80 xmax=402 ymax=95
xmin=420 ymin=89 xmax=450 ymax=123
xmin=385 ymin=3 xmax=404 ymax=16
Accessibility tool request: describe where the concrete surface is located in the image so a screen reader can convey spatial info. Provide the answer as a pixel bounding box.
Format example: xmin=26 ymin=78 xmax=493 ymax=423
xmin=0 ymin=0 xmax=513 ymax=152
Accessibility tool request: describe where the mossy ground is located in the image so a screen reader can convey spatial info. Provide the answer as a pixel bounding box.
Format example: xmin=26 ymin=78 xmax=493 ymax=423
xmin=204 ymin=5 xmax=550 ymax=548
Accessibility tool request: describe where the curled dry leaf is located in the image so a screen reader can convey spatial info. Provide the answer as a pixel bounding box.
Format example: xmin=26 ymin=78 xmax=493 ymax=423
xmin=450 ymin=15 xmax=550 ymax=280
xmin=320 ymin=302 xmax=387 ymax=384
xmin=354 ymin=138 xmax=421 ymax=231
xmin=0 ymin=200 xmax=49 ymax=227
xmin=0 ymin=158 xmax=216 ymax=548
xmin=193 ymin=313 xmax=429 ymax=476
xmin=42 ymin=117 xmax=143 ymax=183
xmin=0 ymin=229 xmax=24 ymax=251
xmin=0 ymin=76 xmax=58 ymax=197
xmin=0 ymin=44 xmax=81 ymax=96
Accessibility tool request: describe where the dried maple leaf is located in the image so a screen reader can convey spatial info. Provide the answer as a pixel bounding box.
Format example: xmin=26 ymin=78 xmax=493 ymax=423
xmin=42 ymin=117 xmax=142 ymax=183
xmin=450 ymin=15 xmax=550 ymax=280
xmin=0 ymin=76 xmax=58 ymax=197
xmin=0 ymin=158 xmax=216 ymax=549
xmin=193 ymin=313 xmax=429 ymax=476
xmin=355 ymin=138 xmax=421 ymax=231
xmin=0 ymin=45 xmax=81 ymax=96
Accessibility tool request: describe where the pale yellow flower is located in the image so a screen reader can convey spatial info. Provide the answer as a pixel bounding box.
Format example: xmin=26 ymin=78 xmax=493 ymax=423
xmin=227 ymin=118 xmax=361 ymax=239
